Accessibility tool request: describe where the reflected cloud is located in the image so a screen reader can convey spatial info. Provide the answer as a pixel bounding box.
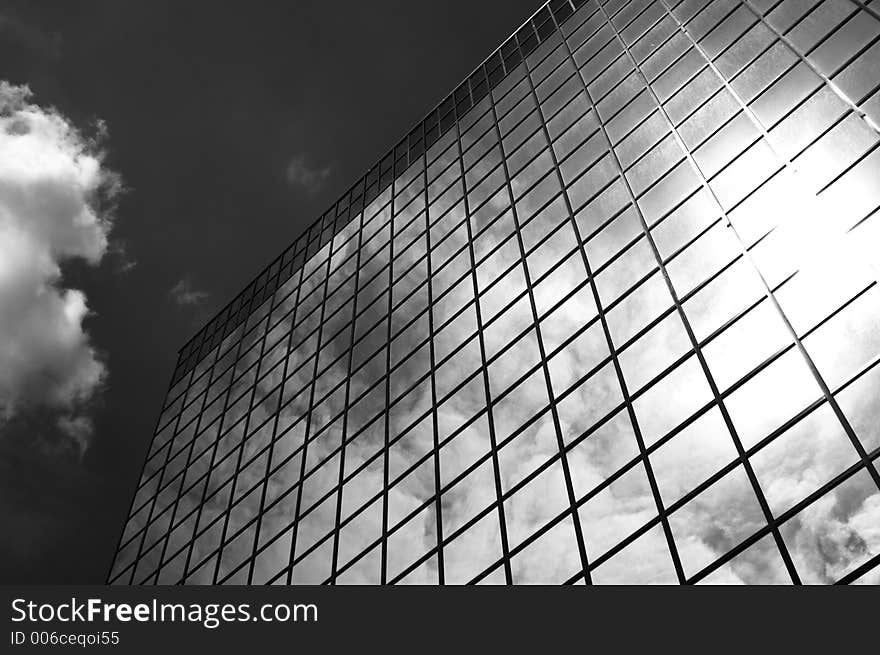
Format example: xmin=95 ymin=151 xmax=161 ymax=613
xmin=111 ymin=0 xmax=880 ymax=585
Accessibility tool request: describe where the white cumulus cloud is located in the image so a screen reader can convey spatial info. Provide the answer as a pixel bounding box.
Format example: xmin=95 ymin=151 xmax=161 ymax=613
xmin=0 ymin=81 xmax=120 ymax=452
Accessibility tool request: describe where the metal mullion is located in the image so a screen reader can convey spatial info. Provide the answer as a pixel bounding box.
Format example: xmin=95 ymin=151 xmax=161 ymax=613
xmin=138 ymin=390 xmax=201 ymax=489
xmin=134 ymin=402 xmax=215 ymax=503
xmin=158 ymin=377 xmax=191 ymax=416
xmin=742 ymin=0 xmax=785 ymax=23
xmin=471 ymin=198 xmax=517 ymax=248
xmin=461 ymin=165 xmax=509 ymax=217
xmin=493 ymin=76 xmax=531 ymax=122
xmin=846 ymin=0 xmax=880 ymax=22
xmin=383 ymin=374 xmax=600 ymax=582
xmin=611 ymin=0 xmax=659 ymax=37
xmin=620 ymin=103 xmax=694 ymax=169
xmin=211 ymin=266 xmax=282 ymax=584
xmin=848 ymin=198 xmax=880 ymax=234
xmin=171 ymin=366 xmax=214 ymax=419
xmin=325 ymin=324 xmax=561 ymax=579
xmin=151 ymin=343 xmax=225 ymax=583
xmin=276 ymin=370 xmax=497 ymax=582
xmin=193 ymin=272 xmax=572 ymax=540
xmin=717 ymin=29 xmax=781 ymax=85
xmin=793 ymin=4 xmax=861 ymax=57
xmin=473 ymin=269 xmax=875 ymax=585
xmin=473 ymin=397 xmax=713 ymax=582
xmin=353 ymin=339 xmax=675 ymax=583
xmin=426 ymin=150 xmax=460 ymax=190
xmin=560 ymin=153 xmax=621 ymax=214
xmin=689 ymin=450 xmax=880 ymax=584
xmin=461 ymin=122 xmax=499 ymax=169
xmin=390 ymin=252 xmax=429 ymax=308
xmin=317 ymin=262 xmax=400 ymax=388
xmin=431 ymin=201 xmax=472 ymax=247
xmin=337 ymin=262 xmax=812 ymax=585
xmin=391 ymin=195 xmax=425 ymax=236
xmin=454 ymin=109 xmax=514 ymax=584
xmin=418 ymin=151 xmax=445 ymax=585
xmin=702 ymin=13 xmax=762 ymax=67
xmin=285 ymin=242 xmax=335 ymax=584
xmin=330 ymin=206 xmax=368 ymax=585
xmin=487 ymin=364 xmax=816 ymax=585
xmin=816 ymin=138 xmax=880 ymax=194
xmin=475 ymin=445 xmax=647 ymax=584
xmin=610 ymin=101 xmax=666 ymax=150
xmin=432 ymin=228 xmax=471 ymax=276
xmin=426 ymin=174 xmax=466 ymax=221
xmin=556 ymin=120 xmax=604 ymax=167
xmin=740 ymin=0 xmax=880 ymax=134
xmin=651 ymin=55 xmax=710 ymax=107
xmin=309 ymin=304 xmax=484 ymax=479
xmin=508 ymin=136 xmax=553 ymax=182
xmin=658 ymin=0 xmax=880 ymax=494
xmin=592 ymin=69 xmax=651 ymax=125
xmin=359 ymin=224 xmax=393 ymax=271
xmin=573 ymin=32 xmax=622 ymax=85
xmin=631 ymin=9 xmax=686 ymax=67
xmin=564 ymin=1 xmax=603 ymax=42
xmin=630 ymin=150 xmax=691 ymax=201
xmin=595 ymin=0 xmax=805 ymax=584
xmin=644 ymin=37 xmax=706 ymax=90
xmin=489 ymin=48 xmax=595 ymax=583
xmin=388 ymin=423 xmax=566 ymax=584
xmin=620 ymin=4 xmax=670 ymax=54
xmin=322 ymin=280 xmax=359 ymax=334
xmin=247 ymin=262 xmax=307 ymax=584
xmin=393 ymin=325 xmax=677 ymax=587
xmin=685 ymin=102 xmax=762 ymax=163
xmin=286 ymin=300 xmax=323 ymax=351
xmin=226 ymin=356 xmax=261 ymax=403
xmin=836 ymin=549 xmax=880 ymax=584
xmin=351 ymin=247 xmax=390 ymax=298
xmin=311 ymin=298 xmax=475 ymax=445
xmin=179 ymin=318 xmax=252 ymax=583
xmin=350 ymin=290 xmax=388 ymax=344
xmin=128 ymin=364 xmax=198 ymax=583
xmin=547 ymin=93 xmax=601 ymax=143
xmin=536 ymin=67 xmax=581 ymax=116
xmin=107 ymin=367 xmax=193 ymax=583
xmin=854 ymin=72 xmax=880 ymax=108
xmin=380 ymin=163 xmax=399 ymax=585
xmin=700 ymin=133 xmax=768 ymax=188
xmin=795 ymin=279 xmax=877 ymax=343
xmin=478 ymin=345 xmax=805 ymax=583
xmin=426 ymin=131 xmax=461 ymax=169
xmin=603 ymin=0 xmax=642 ymax=31
xmin=157 ymin=352 xmax=291 ymax=580
xmin=498 ymin=101 xmax=542 ymax=148
xmin=678 ymin=0 xmax=744 ymax=49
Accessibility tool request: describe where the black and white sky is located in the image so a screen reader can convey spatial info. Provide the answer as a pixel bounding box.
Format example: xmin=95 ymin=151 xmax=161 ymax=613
xmin=0 ymin=0 xmax=540 ymax=583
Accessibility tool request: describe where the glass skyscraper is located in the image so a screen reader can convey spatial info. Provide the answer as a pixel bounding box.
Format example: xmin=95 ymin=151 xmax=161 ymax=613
xmin=110 ymin=0 xmax=880 ymax=585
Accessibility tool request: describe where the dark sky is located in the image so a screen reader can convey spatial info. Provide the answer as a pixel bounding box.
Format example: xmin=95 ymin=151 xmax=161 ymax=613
xmin=0 ymin=0 xmax=540 ymax=583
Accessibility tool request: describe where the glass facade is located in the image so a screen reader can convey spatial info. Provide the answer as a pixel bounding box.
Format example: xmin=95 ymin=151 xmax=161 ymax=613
xmin=110 ymin=0 xmax=880 ymax=585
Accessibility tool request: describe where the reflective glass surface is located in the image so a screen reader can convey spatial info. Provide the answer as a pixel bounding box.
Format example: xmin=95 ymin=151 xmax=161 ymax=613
xmin=111 ymin=0 xmax=880 ymax=585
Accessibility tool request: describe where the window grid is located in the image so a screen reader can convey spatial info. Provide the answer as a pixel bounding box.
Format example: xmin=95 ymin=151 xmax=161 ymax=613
xmin=110 ymin=0 xmax=880 ymax=586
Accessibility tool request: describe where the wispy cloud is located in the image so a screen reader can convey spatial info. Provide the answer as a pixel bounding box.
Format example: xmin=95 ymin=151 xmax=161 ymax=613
xmin=0 ymin=81 xmax=120 ymax=456
xmin=169 ymin=278 xmax=209 ymax=307
xmin=285 ymin=154 xmax=331 ymax=193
